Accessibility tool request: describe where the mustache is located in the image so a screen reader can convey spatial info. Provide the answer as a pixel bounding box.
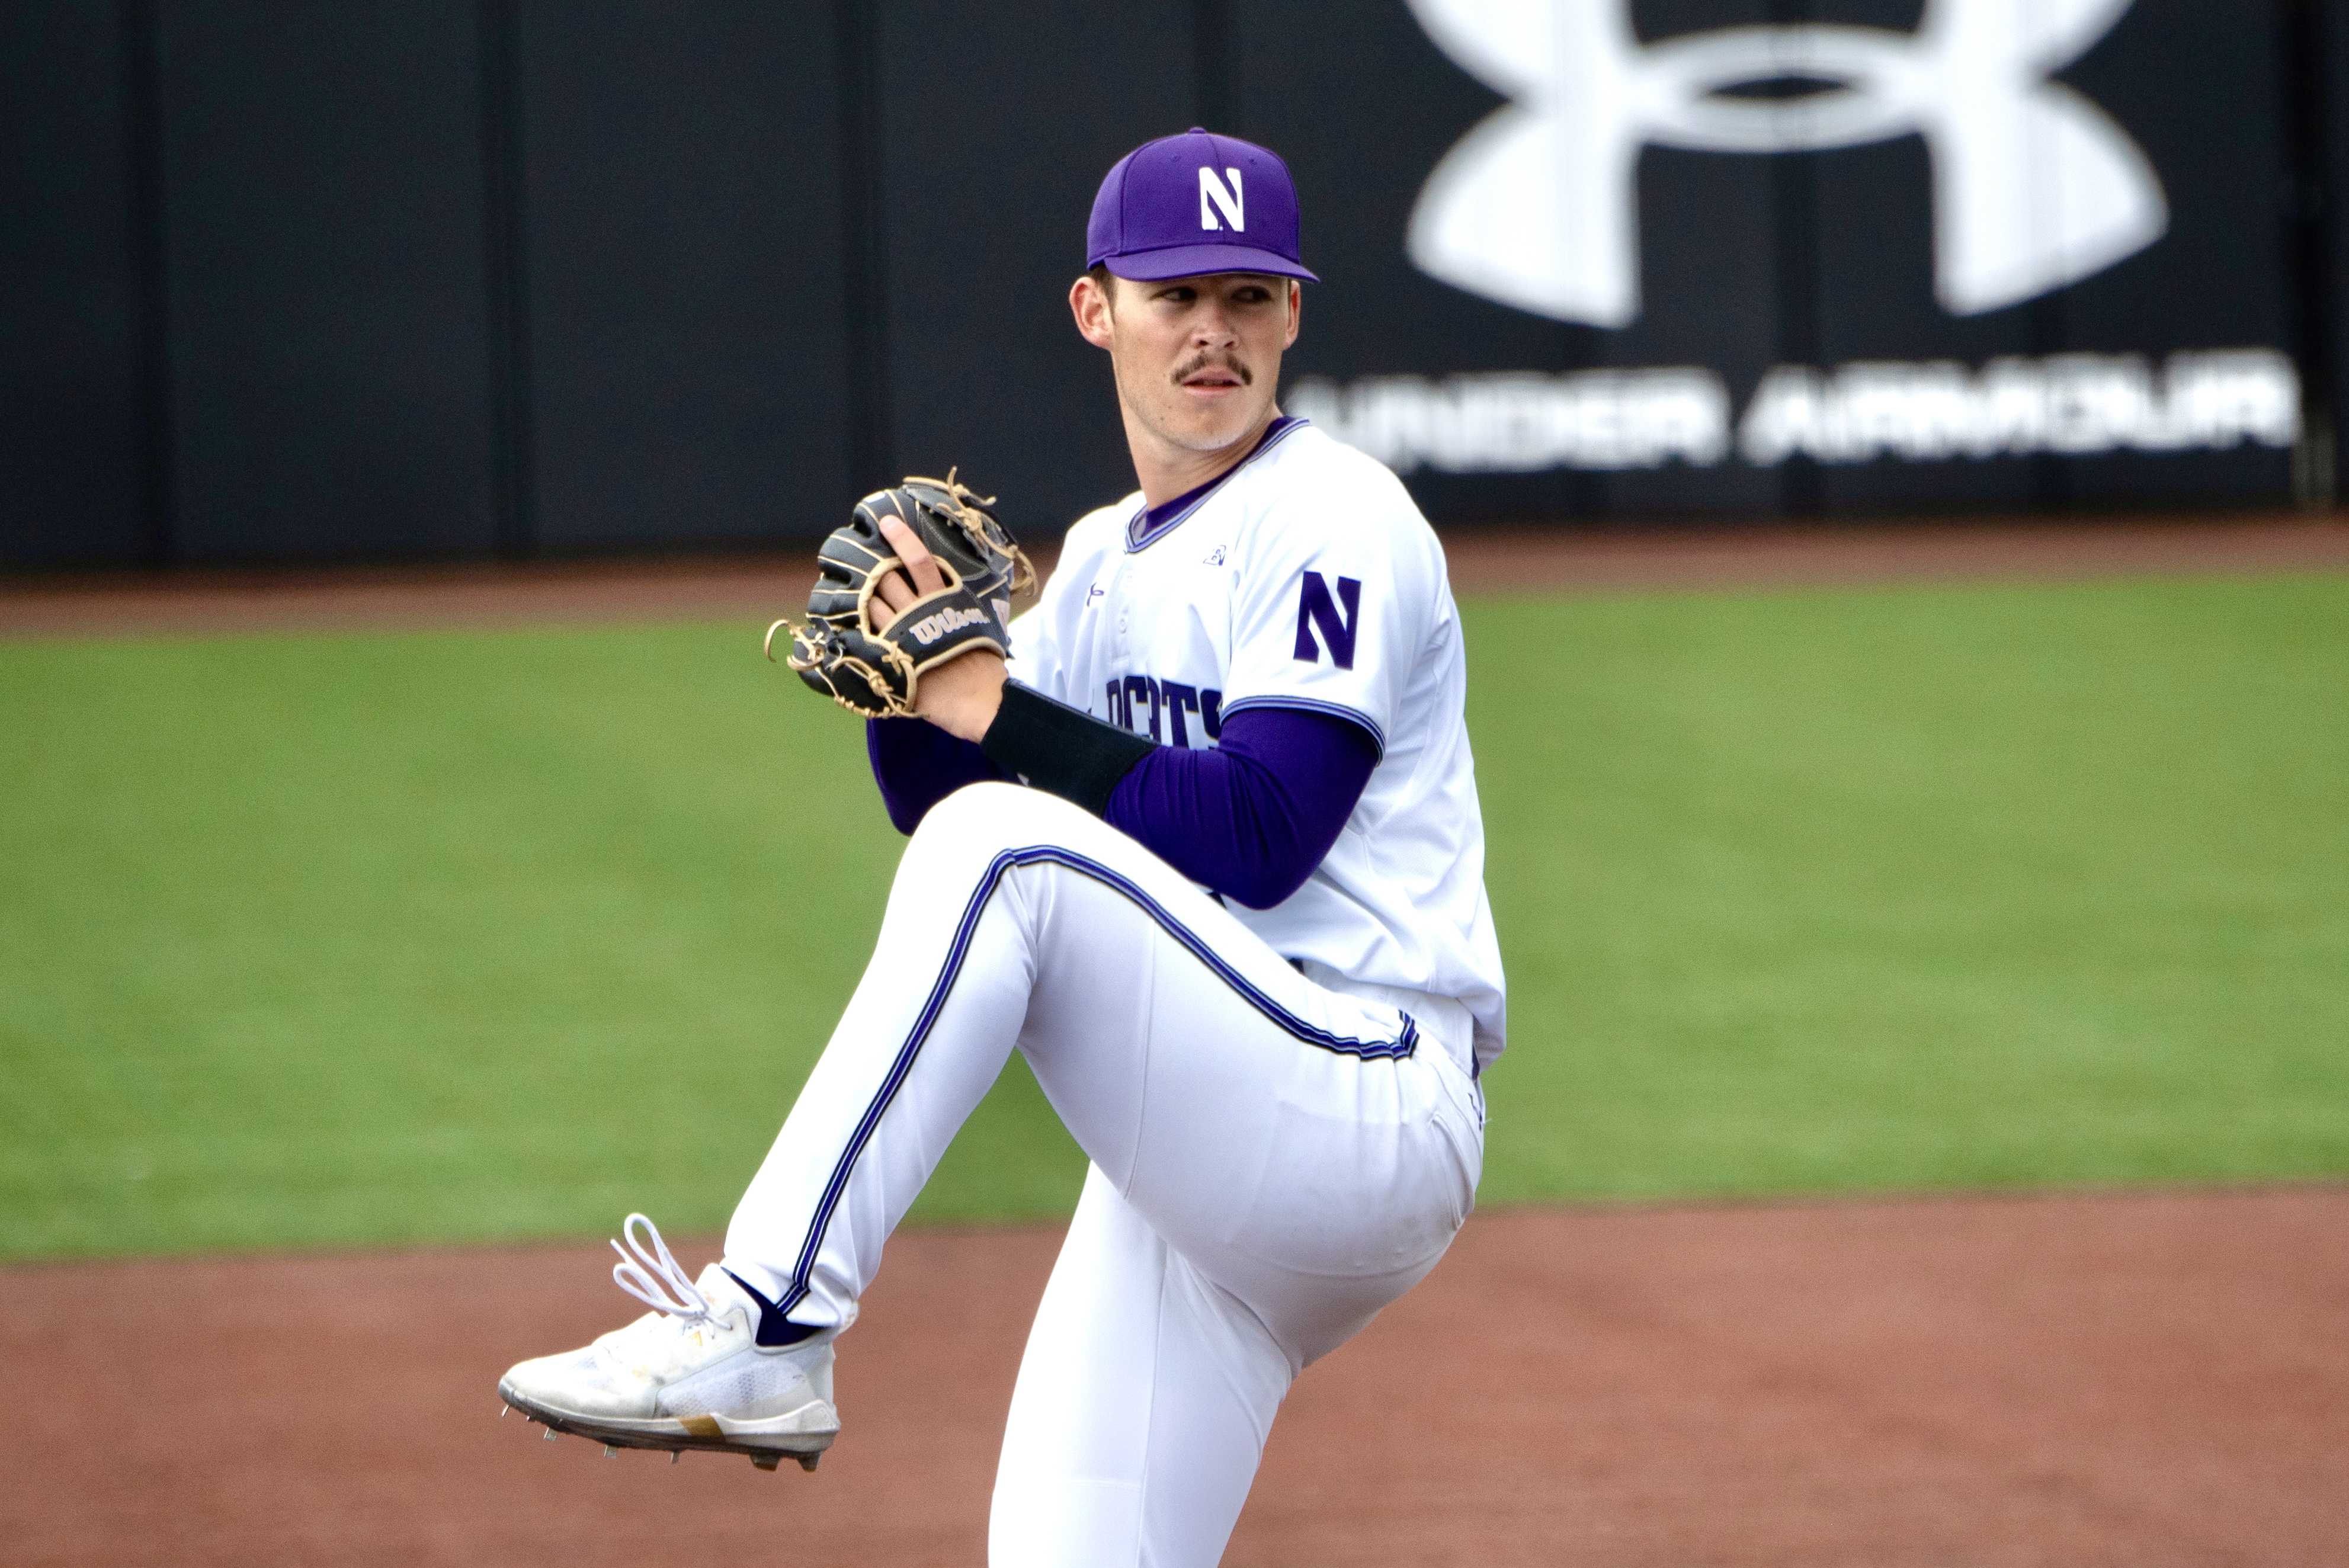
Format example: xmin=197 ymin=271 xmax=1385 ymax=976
xmin=1172 ymin=352 xmax=1252 ymax=386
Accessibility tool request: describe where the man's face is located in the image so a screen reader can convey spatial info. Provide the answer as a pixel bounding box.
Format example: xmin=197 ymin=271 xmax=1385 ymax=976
xmin=1073 ymin=271 xmax=1302 ymax=457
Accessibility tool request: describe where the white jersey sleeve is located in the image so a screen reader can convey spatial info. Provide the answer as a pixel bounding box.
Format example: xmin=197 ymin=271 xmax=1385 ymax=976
xmin=1219 ymin=463 xmax=1440 ymax=755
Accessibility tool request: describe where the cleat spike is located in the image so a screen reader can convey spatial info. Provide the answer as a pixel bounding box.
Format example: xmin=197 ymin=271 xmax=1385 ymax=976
xmin=671 ymin=1450 xmax=681 ymax=1466
xmin=604 ymin=1445 xmax=619 ymax=1458
xmin=797 ymin=1452 xmax=821 ymax=1472
xmin=544 ymin=1428 xmax=559 ymax=1442
xmin=750 ymin=1451 xmax=782 ymax=1472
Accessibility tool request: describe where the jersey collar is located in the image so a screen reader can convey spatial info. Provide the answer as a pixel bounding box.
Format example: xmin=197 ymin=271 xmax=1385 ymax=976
xmin=1124 ymin=416 xmax=1308 ymax=553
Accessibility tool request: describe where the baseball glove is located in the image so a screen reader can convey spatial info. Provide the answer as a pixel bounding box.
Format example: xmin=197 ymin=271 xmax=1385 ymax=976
xmin=765 ymin=471 xmax=1038 ymax=718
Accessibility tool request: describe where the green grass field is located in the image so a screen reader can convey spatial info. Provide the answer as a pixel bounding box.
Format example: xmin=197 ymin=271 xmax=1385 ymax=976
xmin=4 ymin=572 xmax=2345 ymax=1260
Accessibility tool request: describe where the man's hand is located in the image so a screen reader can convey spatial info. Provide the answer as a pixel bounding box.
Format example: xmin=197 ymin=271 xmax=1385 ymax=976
xmin=872 ymin=514 xmax=1007 ymax=743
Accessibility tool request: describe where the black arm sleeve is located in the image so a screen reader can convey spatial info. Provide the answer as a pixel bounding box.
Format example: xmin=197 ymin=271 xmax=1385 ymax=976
xmin=979 ymin=681 xmax=1156 ymax=817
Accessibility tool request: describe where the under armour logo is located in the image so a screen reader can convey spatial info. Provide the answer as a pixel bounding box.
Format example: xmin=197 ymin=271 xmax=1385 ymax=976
xmin=1203 ymin=546 xmax=1226 ymax=565
xmin=1200 ymin=166 xmax=1246 ymax=232
xmin=1404 ymin=0 xmax=2167 ymax=326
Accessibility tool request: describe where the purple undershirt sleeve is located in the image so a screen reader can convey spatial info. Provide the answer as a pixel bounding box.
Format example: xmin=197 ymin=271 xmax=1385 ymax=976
xmin=1104 ymin=705 xmax=1379 ymax=910
xmin=869 ymin=703 xmax=1378 ymax=911
xmin=866 ymin=718 xmax=1010 ymax=835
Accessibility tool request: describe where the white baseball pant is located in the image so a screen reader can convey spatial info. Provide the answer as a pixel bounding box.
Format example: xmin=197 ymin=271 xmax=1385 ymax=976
xmin=723 ymin=781 xmax=1484 ymax=1567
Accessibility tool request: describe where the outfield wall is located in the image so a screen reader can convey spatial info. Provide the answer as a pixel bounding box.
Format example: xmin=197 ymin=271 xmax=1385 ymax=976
xmin=4 ymin=0 xmax=2344 ymax=566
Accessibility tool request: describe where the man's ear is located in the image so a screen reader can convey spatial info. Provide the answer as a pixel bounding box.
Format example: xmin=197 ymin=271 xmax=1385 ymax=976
xmin=1071 ymin=274 xmax=1116 ymax=349
xmin=1285 ymin=280 xmax=1303 ymax=348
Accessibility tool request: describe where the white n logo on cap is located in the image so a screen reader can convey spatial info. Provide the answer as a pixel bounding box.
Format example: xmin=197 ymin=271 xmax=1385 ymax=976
xmin=1198 ymin=166 xmax=1245 ymax=231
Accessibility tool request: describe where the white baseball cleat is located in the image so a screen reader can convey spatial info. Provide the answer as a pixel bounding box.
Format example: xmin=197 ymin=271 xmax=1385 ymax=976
xmin=498 ymin=1214 xmax=839 ymax=1472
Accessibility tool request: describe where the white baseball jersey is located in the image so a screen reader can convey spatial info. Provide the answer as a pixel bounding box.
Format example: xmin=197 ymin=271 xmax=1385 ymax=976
xmin=1007 ymin=418 xmax=1508 ymax=1069
xmin=720 ymin=419 xmax=1496 ymax=1568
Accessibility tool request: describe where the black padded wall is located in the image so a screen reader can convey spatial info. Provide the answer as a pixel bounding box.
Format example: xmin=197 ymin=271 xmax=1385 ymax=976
xmin=0 ymin=0 xmax=2332 ymax=567
xmin=2322 ymin=0 xmax=2349 ymax=494
xmin=1246 ymin=0 xmax=2301 ymax=521
xmin=0 ymin=0 xmax=144 ymax=565
xmin=513 ymin=2 xmax=855 ymax=551
xmin=1983 ymin=0 xmax=2291 ymax=507
xmin=155 ymin=0 xmax=499 ymax=562
xmin=873 ymin=0 xmax=1198 ymax=541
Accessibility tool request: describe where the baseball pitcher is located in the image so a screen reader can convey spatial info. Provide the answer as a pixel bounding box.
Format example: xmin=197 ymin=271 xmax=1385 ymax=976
xmin=499 ymin=129 xmax=1505 ymax=1568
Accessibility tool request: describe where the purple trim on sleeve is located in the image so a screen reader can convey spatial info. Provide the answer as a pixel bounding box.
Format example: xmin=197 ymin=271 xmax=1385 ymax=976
xmin=1103 ymin=704 xmax=1377 ymax=910
xmin=867 ymin=719 xmax=1009 ymax=835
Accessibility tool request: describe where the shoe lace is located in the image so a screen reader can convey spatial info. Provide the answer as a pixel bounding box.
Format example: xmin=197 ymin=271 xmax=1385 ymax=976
xmin=608 ymin=1213 xmax=716 ymax=1323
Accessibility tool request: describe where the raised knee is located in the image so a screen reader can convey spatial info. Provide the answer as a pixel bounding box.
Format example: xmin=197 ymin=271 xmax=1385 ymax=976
xmin=908 ymin=780 xmax=1089 ymax=857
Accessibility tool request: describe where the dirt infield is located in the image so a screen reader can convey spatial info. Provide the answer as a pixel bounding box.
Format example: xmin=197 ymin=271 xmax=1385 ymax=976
xmin=6 ymin=1188 xmax=2342 ymax=1567
xmin=4 ymin=512 xmax=2345 ymax=639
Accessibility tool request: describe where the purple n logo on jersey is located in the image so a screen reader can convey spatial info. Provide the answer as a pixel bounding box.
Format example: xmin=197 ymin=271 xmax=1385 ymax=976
xmin=1293 ymin=572 xmax=1361 ymax=669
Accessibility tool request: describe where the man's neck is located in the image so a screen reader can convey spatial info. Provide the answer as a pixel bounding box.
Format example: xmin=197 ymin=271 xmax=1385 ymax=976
xmin=1126 ymin=404 xmax=1282 ymax=508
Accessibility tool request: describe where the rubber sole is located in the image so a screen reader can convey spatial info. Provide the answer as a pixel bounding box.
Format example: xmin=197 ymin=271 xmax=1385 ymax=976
xmin=498 ymin=1382 xmax=836 ymax=1473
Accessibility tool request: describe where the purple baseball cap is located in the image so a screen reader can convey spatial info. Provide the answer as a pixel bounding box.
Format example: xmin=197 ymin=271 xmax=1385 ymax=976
xmin=1087 ymin=128 xmax=1318 ymax=283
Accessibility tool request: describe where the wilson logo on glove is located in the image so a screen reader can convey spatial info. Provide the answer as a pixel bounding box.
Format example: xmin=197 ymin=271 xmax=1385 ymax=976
xmin=906 ymin=606 xmax=994 ymax=647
